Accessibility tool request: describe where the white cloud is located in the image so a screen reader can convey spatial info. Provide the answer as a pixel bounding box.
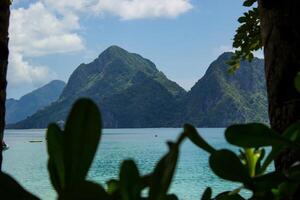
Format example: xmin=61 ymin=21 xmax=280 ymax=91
xmin=93 ymin=0 xmax=193 ymax=20
xmin=8 ymin=51 xmax=57 ymax=87
xmin=41 ymin=0 xmax=91 ymax=13
xmin=8 ymin=2 xmax=84 ymax=93
xmin=10 ymin=2 xmax=84 ymax=57
xmin=42 ymin=0 xmax=193 ymax=20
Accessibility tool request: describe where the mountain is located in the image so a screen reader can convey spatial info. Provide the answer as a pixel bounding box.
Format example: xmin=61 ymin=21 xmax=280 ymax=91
xmin=6 ymin=80 xmax=66 ymax=124
xmin=184 ymin=52 xmax=268 ymax=126
xmin=9 ymin=46 xmax=186 ymax=128
xmin=8 ymin=47 xmax=268 ymax=129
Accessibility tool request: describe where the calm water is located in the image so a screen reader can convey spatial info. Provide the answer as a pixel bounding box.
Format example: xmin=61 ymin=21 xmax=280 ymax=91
xmin=3 ymin=128 xmax=241 ymax=199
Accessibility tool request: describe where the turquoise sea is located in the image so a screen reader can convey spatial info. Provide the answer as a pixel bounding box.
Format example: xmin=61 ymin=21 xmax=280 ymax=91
xmin=3 ymin=128 xmax=241 ymax=199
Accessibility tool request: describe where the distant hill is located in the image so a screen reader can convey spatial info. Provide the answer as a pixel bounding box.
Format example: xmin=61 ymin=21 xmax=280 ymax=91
xmin=6 ymin=80 xmax=66 ymax=124
xmin=8 ymin=46 xmax=268 ymax=129
xmin=9 ymin=46 xmax=186 ymax=128
xmin=183 ymin=52 xmax=268 ymax=127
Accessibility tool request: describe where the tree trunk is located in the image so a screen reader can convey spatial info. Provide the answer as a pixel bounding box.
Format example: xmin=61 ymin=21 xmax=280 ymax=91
xmin=0 ymin=0 xmax=10 ymax=170
xmin=258 ymin=0 xmax=300 ymax=169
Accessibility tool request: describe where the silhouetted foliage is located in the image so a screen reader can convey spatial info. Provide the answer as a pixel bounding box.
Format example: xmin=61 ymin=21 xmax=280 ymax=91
xmin=228 ymin=0 xmax=261 ymax=72
xmin=1 ymin=97 xmax=300 ymax=199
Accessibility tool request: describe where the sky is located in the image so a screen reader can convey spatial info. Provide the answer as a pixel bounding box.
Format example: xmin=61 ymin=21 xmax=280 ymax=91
xmin=7 ymin=0 xmax=261 ymax=99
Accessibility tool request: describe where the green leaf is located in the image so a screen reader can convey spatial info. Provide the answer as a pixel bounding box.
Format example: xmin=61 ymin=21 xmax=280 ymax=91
xmin=294 ymin=72 xmax=300 ymax=93
xmin=209 ymin=150 xmax=250 ymax=183
xmin=260 ymin=146 xmax=282 ymax=174
xmin=106 ymin=179 xmax=119 ymax=194
xmin=243 ymin=0 xmax=257 ymax=7
xmin=215 ymin=192 xmax=245 ymax=200
xmin=59 ymin=181 xmax=109 ymax=200
xmin=282 ymin=122 xmax=300 ymax=143
xmin=0 ymin=172 xmax=39 ymax=199
xmin=288 ymin=164 xmax=300 ymax=181
xmin=184 ymin=124 xmax=216 ymax=154
xmin=225 ymin=123 xmax=290 ymax=148
xmin=275 ymin=182 xmax=299 ymax=199
xmin=201 ymin=187 xmax=212 ymax=200
xmin=228 ymin=62 xmax=241 ymax=74
xmin=230 ymin=5 xmax=262 ymax=71
xmin=64 ymin=98 xmax=102 ymax=186
xmin=166 ymin=194 xmax=179 ymax=200
xmin=48 ymin=160 xmax=62 ymax=193
xmin=238 ymin=16 xmax=247 ymax=23
xmin=120 ymin=160 xmax=142 ymax=200
xmin=46 ymin=123 xmax=65 ymax=191
xmin=251 ymin=171 xmax=286 ymax=191
xmin=140 ymin=174 xmax=151 ymax=190
xmin=149 ymin=144 xmax=179 ymax=200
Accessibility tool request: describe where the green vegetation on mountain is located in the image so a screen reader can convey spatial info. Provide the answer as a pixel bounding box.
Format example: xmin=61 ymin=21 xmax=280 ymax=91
xmin=5 ymin=80 xmax=66 ymax=124
xmin=8 ymin=46 xmax=185 ymax=128
xmin=184 ymin=52 xmax=268 ymax=126
xmin=8 ymin=46 xmax=268 ymax=129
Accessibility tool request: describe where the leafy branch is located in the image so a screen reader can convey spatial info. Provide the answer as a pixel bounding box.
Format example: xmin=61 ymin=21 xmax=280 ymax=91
xmin=228 ymin=0 xmax=262 ymax=73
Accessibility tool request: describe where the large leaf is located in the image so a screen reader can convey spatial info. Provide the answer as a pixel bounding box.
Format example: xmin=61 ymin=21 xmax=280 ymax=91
xmin=48 ymin=160 xmax=62 ymax=193
xmin=251 ymin=171 xmax=286 ymax=191
xmin=106 ymin=179 xmax=119 ymax=195
xmin=225 ymin=123 xmax=291 ymax=148
xmin=260 ymin=146 xmax=282 ymax=174
xmin=64 ymin=99 xmax=102 ymax=186
xmin=0 ymin=172 xmax=39 ymax=199
xmin=149 ymin=144 xmax=179 ymax=200
xmin=201 ymin=187 xmax=212 ymax=200
xmin=282 ymin=122 xmax=300 ymax=143
xmin=184 ymin=124 xmax=216 ymax=154
xmin=120 ymin=160 xmax=142 ymax=200
xmin=275 ymin=182 xmax=299 ymax=199
xmin=288 ymin=164 xmax=300 ymax=181
xmin=259 ymin=123 xmax=300 ymax=173
xmin=58 ymin=181 xmax=109 ymax=200
xmin=215 ymin=192 xmax=245 ymax=200
xmin=294 ymin=72 xmax=300 ymax=93
xmin=46 ymin=123 xmax=65 ymax=191
xmin=209 ymin=150 xmax=249 ymax=183
xmin=166 ymin=194 xmax=179 ymax=200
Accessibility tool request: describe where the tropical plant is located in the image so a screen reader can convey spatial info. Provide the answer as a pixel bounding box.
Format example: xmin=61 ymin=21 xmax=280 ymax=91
xmin=1 ymin=97 xmax=300 ymax=199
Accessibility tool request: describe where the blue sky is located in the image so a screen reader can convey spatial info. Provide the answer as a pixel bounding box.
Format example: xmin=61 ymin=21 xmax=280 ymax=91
xmin=8 ymin=0 xmax=256 ymax=99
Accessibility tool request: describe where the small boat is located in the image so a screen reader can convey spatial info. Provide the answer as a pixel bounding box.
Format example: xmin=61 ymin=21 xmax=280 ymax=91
xmin=29 ymin=140 xmax=43 ymax=143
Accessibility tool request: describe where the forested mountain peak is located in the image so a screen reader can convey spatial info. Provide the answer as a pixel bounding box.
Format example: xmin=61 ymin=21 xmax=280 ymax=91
xmin=8 ymin=48 xmax=268 ymax=128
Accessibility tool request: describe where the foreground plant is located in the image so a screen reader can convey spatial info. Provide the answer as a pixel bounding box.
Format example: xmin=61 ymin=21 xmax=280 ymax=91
xmin=0 ymin=98 xmax=299 ymax=200
xmin=46 ymin=99 xmax=182 ymax=199
xmin=186 ymin=123 xmax=300 ymax=199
